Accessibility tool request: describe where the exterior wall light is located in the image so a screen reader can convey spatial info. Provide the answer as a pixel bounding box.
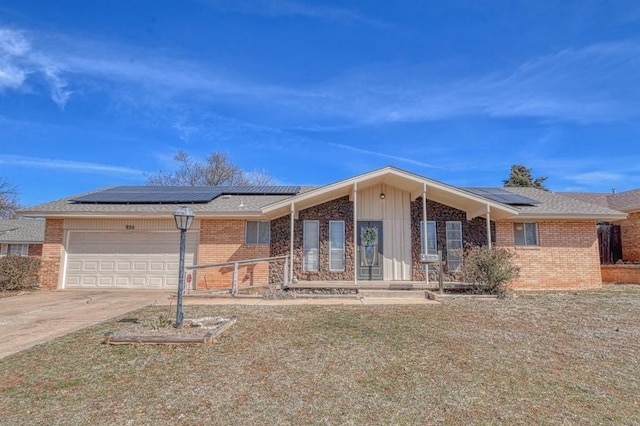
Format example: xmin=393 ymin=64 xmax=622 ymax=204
xmin=380 ymin=193 xmax=385 ymax=200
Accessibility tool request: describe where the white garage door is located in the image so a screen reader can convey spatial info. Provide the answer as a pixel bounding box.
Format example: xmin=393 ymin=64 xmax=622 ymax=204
xmin=65 ymin=231 xmax=198 ymax=289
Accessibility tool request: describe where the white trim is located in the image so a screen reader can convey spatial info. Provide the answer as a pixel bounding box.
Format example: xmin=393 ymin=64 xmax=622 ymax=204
xmin=486 ymin=204 xmax=492 ymax=249
xmin=329 ymin=220 xmax=345 ymax=272
xmin=446 ymin=221 xmax=463 ymax=272
xmin=245 ymin=220 xmax=270 ymax=245
xmin=302 ymin=220 xmax=320 ymax=272
xmin=353 ymin=182 xmax=358 ymax=284
xmin=514 ymin=222 xmax=539 ymax=246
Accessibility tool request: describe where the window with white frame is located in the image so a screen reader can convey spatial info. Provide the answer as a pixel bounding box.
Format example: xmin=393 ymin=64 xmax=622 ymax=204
xmin=303 ymin=220 xmax=319 ymax=272
xmin=514 ymin=222 xmax=538 ymax=246
xmin=446 ymin=221 xmax=463 ymax=272
xmin=245 ymin=221 xmax=270 ymax=245
xmin=329 ymin=221 xmax=345 ymax=272
xmin=1 ymin=244 xmax=28 ymax=257
xmin=419 ymin=221 xmax=437 ymax=254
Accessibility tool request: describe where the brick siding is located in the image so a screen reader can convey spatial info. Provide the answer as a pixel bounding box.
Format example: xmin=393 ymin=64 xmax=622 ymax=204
xmin=39 ymin=219 xmax=64 ymax=290
xmin=496 ymin=220 xmax=602 ymax=290
xmin=601 ymin=264 xmax=640 ymax=284
xmin=28 ymin=244 xmax=43 ymax=258
xmin=620 ymin=211 xmax=640 ymax=261
xmin=196 ymin=219 xmax=270 ymax=289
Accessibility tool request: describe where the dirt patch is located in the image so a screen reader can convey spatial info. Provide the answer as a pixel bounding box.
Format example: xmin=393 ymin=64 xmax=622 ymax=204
xmin=2 ymin=285 xmax=640 ymax=425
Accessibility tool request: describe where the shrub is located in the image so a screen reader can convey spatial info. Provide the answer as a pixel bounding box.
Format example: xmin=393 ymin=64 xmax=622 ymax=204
xmin=462 ymin=246 xmax=519 ymax=297
xmin=0 ymin=255 xmax=41 ymax=291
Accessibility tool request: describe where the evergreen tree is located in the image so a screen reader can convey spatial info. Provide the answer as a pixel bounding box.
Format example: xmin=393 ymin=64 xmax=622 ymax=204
xmin=503 ymin=165 xmax=548 ymax=191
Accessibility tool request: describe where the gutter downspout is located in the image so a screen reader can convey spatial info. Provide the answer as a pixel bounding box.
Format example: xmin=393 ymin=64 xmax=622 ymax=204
xmin=289 ymin=202 xmax=294 ymax=284
xmin=486 ymin=204 xmax=492 ymax=250
xmin=353 ymin=182 xmax=358 ymax=285
xmin=422 ymin=182 xmax=428 ymax=285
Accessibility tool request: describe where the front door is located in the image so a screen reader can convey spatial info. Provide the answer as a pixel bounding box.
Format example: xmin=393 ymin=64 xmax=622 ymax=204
xmin=357 ymin=221 xmax=383 ymax=280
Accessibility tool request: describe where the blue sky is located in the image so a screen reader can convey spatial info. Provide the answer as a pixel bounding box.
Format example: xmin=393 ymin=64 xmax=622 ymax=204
xmin=1 ymin=1 xmax=640 ymax=206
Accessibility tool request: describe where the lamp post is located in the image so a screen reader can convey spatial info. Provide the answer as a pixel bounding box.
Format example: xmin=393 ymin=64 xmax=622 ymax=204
xmin=173 ymin=206 xmax=194 ymax=328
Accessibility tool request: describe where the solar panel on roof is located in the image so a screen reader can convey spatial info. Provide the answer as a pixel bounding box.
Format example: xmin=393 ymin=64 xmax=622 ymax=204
xmin=73 ymin=187 xmax=222 ymax=204
xmin=72 ymin=185 xmax=301 ymax=204
xmin=464 ymin=187 xmax=539 ymax=206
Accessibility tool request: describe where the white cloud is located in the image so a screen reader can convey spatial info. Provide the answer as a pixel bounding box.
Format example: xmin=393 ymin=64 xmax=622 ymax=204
xmin=2 ymin=23 xmax=639 ymax=125
xmin=566 ymin=171 xmax=625 ymax=185
xmin=201 ymin=0 xmax=391 ymax=28
xmin=329 ymin=143 xmax=447 ymax=169
xmin=0 ymin=154 xmax=145 ymax=176
xmin=0 ymin=28 xmax=72 ymax=107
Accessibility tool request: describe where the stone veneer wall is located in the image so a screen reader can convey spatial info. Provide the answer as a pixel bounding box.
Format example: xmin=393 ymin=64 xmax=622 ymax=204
xmin=197 ymin=219 xmax=270 ymax=289
xmin=270 ymin=196 xmax=354 ymax=282
xmin=620 ymin=211 xmax=640 ymax=261
xmin=39 ymin=219 xmax=63 ymax=290
xmin=410 ymin=198 xmax=495 ymax=281
xmin=496 ymin=221 xmax=602 ymax=290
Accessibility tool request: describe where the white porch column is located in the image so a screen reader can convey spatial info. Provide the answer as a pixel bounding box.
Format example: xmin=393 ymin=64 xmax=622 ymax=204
xmin=486 ymin=203 xmax=492 ymax=250
xmin=353 ymin=181 xmax=358 ymax=285
xmin=289 ymin=202 xmax=295 ymax=283
xmin=422 ymin=182 xmax=428 ymax=284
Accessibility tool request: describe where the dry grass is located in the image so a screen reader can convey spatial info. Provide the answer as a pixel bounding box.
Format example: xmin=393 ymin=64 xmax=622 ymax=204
xmin=1 ymin=285 xmax=640 ymax=425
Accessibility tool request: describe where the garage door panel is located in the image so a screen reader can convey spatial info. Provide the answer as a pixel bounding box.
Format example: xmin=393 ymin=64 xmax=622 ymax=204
xmin=84 ymin=261 xmax=99 ymax=271
xmin=99 ymin=276 xmax=115 ymax=286
xmin=100 ymin=261 xmax=115 ymax=271
xmin=65 ymin=231 xmax=197 ymax=289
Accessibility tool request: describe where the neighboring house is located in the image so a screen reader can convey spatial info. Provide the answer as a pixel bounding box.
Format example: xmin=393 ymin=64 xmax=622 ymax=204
xmin=0 ymin=219 xmax=45 ymax=258
xmin=19 ymin=167 xmax=626 ymax=291
xmin=562 ymin=188 xmax=640 ymax=262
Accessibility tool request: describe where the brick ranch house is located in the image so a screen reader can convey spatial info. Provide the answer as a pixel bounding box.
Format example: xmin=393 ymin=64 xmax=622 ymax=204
xmin=19 ymin=167 xmax=626 ymax=291
xmin=0 ymin=219 xmax=45 ymax=258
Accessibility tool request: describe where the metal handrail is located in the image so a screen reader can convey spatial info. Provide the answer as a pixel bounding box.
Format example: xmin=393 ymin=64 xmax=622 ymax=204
xmin=186 ymin=255 xmax=288 ymax=270
xmin=186 ymin=255 xmax=289 ymax=294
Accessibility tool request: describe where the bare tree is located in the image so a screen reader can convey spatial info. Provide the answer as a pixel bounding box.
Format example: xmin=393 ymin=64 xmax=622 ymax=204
xmin=503 ymin=164 xmax=548 ymax=191
xmin=0 ymin=178 xmax=20 ymax=218
xmin=145 ymin=151 xmax=274 ymax=186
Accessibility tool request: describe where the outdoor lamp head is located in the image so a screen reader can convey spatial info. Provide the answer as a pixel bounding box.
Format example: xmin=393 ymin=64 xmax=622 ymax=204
xmin=173 ymin=206 xmax=195 ymax=231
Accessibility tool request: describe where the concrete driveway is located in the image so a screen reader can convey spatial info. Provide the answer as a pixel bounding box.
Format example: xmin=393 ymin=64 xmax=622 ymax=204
xmin=0 ymin=290 xmax=174 ymax=359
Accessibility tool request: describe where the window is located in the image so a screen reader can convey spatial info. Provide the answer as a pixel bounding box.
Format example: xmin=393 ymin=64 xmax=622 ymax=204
xmin=303 ymin=220 xmax=319 ymax=272
xmin=245 ymin=221 xmax=270 ymax=245
xmin=1 ymin=244 xmax=28 ymax=257
xmin=329 ymin=221 xmax=345 ymax=271
xmin=446 ymin=221 xmax=463 ymax=272
xmin=514 ymin=222 xmax=538 ymax=246
xmin=419 ymin=221 xmax=437 ymax=254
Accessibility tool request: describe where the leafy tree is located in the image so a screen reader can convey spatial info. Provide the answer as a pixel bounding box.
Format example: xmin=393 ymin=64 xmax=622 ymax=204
xmin=0 ymin=178 xmax=20 ymax=218
xmin=503 ymin=164 xmax=548 ymax=191
xmin=145 ymin=151 xmax=274 ymax=186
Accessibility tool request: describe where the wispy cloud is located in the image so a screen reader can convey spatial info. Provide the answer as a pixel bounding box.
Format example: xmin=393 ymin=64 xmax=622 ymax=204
xmin=2 ymin=24 xmax=639 ymax=126
xmin=200 ymin=0 xmax=391 ymax=29
xmin=0 ymin=154 xmax=145 ymax=176
xmin=0 ymin=28 xmax=72 ymax=107
xmin=329 ymin=143 xmax=447 ymax=169
xmin=566 ymin=171 xmax=625 ymax=186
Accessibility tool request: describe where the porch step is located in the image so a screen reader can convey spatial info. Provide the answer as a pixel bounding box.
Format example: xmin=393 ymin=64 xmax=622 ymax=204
xmin=358 ymin=290 xmax=427 ymax=299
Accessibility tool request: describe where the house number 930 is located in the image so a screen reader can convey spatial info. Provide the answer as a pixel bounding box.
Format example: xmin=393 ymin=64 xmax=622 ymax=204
xmin=125 ymin=225 xmax=135 ymax=230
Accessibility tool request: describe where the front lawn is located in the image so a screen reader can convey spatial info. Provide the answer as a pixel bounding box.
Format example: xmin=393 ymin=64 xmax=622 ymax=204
xmin=1 ymin=286 xmax=639 ymax=424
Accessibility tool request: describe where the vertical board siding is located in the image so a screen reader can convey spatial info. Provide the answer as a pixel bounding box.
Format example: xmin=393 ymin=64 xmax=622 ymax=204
xmin=357 ymin=184 xmax=412 ymax=280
